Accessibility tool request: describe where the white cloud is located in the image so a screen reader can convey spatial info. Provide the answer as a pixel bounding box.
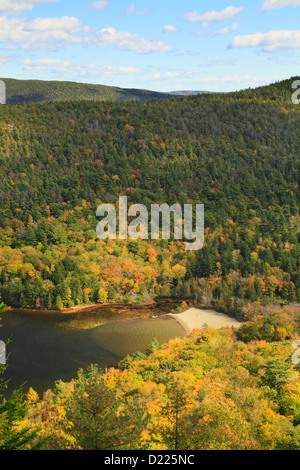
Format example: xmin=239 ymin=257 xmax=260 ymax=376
xmin=95 ymin=27 xmax=173 ymax=53
xmin=262 ymin=0 xmax=300 ymax=10
xmin=230 ymin=30 xmax=300 ymax=52
xmin=125 ymin=3 xmax=150 ymax=16
xmin=176 ymin=50 xmax=199 ymax=56
xmin=0 ymin=15 xmax=84 ymax=49
xmin=125 ymin=4 xmax=135 ymax=15
xmin=196 ymin=23 xmax=239 ymax=38
xmin=140 ymin=71 xmax=273 ymax=88
xmin=200 ymin=58 xmax=237 ymax=66
xmin=140 ymin=70 xmax=196 ymax=82
xmin=21 ymin=58 xmax=141 ymax=77
xmin=22 ymin=58 xmax=72 ymax=70
xmin=163 ymin=25 xmax=180 ymax=33
xmin=0 ymin=15 xmax=172 ymax=54
xmin=151 ymin=72 xmax=180 ymax=79
xmin=0 ymin=54 xmax=15 ymax=65
xmin=0 ymin=0 xmax=58 ymax=15
xmin=217 ymin=23 xmax=239 ymax=34
xmin=195 ymin=75 xmax=263 ymax=83
xmin=88 ymin=0 xmax=108 ymax=10
xmin=24 ymin=16 xmax=82 ymax=33
xmin=182 ymin=6 xmax=242 ymax=27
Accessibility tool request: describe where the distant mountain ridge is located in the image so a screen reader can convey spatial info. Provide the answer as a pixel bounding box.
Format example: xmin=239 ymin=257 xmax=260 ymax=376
xmin=0 ymin=78 xmax=175 ymax=104
xmin=1 ymin=76 xmax=299 ymax=105
xmin=169 ymin=90 xmax=211 ymax=96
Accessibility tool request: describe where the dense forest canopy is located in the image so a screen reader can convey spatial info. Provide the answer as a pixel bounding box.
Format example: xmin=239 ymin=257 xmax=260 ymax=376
xmin=0 ymin=77 xmax=299 ymax=451
xmin=0 ymin=76 xmax=298 ymax=311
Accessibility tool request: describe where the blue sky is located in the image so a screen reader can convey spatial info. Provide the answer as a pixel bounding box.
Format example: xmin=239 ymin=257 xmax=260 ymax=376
xmin=0 ymin=0 xmax=299 ymax=92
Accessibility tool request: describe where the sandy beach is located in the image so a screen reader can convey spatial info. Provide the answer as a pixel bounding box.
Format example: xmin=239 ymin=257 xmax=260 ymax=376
xmin=168 ymin=307 xmax=241 ymax=333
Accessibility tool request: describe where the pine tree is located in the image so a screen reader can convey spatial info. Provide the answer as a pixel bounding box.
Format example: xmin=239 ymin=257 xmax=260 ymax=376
xmin=145 ymin=338 xmax=160 ymax=356
xmin=25 ymin=225 xmax=37 ymax=246
xmin=0 ymin=389 xmax=45 ymax=450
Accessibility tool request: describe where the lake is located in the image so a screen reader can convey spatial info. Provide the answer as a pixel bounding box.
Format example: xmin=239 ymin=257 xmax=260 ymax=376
xmin=0 ymin=307 xmax=186 ymax=396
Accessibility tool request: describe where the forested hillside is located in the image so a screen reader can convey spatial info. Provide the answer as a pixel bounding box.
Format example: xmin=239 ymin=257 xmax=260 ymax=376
xmin=0 ymin=77 xmax=299 ymax=451
xmin=0 ymin=77 xmax=299 ymax=313
xmin=1 ymin=78 xmax=173 ymax=105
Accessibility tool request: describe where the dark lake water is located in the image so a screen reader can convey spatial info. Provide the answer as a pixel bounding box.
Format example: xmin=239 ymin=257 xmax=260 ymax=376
xmin=0 ymin=308 xmax=186 ymax=396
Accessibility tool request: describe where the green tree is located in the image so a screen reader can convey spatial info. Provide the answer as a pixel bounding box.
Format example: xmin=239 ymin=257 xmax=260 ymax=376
xmin=64 ymin=368 xmax=149 ymax=450
xmin=0 ymin=389 xmax=45 ymax=450
xmin=160 ymin=371 xmax=196 ymax=450
xmin=25 ymin=225 xmax=37 ymax=246
xmin=55 ymin=295 xmax=64 ymax=310
xmin=260 ymin=359 xmax=294 ymax=392
xmin=145 ymin=338 xmax=160 ymax=357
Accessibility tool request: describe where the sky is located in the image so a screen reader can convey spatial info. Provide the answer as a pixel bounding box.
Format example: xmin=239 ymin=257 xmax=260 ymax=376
xmin=0 ymin=0 xmax=299 ymax=92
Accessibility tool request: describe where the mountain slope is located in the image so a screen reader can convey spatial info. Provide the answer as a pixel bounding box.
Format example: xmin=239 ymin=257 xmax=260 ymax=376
xmin=0 ymin=78 xmax=174 ymax=104
xmin=0 ymin=76 xmax=299 ymax=310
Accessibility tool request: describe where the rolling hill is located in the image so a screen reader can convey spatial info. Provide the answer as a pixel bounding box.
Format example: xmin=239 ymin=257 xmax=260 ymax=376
xmin=0 ymin=78 xmax=174 ymax=104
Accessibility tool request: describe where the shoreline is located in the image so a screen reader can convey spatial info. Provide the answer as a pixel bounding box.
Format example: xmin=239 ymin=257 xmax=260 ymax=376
xmin=166 ymin=313 xmax=191 ymax=335
xmin=167 ymin=307 xmax=241 ymax=334
xmin=3 ymin=296 xmax=185 ymax=316
xmin=6 ymin=297 xmax=297 ymax=318
xmin=2 ymin=302 xmax=242 ymax=336
xmin=4 ymin=300 xmax=159 ymax=316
